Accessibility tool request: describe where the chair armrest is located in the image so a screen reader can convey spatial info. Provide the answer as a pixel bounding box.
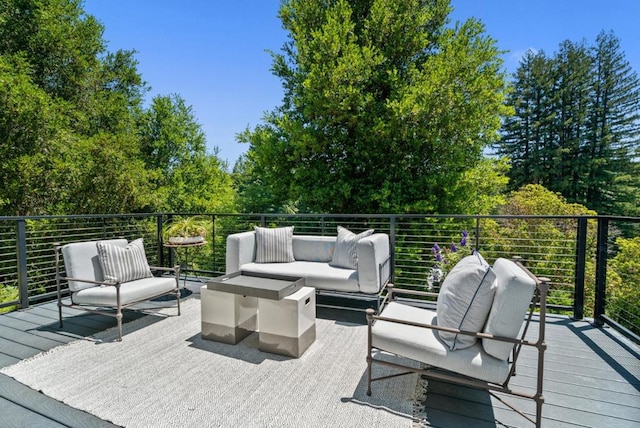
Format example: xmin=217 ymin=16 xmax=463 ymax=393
xmin=366 ymin=307 xmax=537 ymax=347
xmin=225 ymin=231 xmax=256 ymax=274
xmin=357 ymin=233 xmax=390 ymax=293
xmin=149 ymin=265 xmax=180 ymax=274
xmin=57 ymin=276 xmax=119 ymax=288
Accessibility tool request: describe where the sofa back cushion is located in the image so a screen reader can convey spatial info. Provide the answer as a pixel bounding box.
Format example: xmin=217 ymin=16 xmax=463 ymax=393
xmin=436 ymin=252 xmax=497 ymax=351
xmin=62 ymin=239 xmax=128 ymax=291
xmin=482 ymin=258 xmax=536 ymax=360
xmin=292 ymin=235 xmax=336 ymax=262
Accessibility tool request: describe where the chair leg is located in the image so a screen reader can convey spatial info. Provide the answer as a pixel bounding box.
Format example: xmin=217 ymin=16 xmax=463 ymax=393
xmin=366 ymin=308 xmax=375 ymax=396
xmin=58 ymin=303 xmax=63 ymax=328
xmin=366 ymin=354 xmax=373 ymax=396
xmin=536 ymin=397 xmax=543 ymax=427
xmin=116 ymin=313 xmax=123 ymax=341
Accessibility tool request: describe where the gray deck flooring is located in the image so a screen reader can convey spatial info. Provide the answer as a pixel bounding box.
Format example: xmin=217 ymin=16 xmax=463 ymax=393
xmin=0 ymin=289 xmax=638 ymax=428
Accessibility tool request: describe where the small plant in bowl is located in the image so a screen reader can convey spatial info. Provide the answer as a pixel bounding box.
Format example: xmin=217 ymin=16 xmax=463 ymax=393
xmin=163 ymin=216 xmax=208 ymax=244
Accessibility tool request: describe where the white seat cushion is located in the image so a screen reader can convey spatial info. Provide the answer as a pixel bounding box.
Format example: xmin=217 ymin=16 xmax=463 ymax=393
xmin=372 ymin=302 xmax=509 ymax=384
xmin=240 ymin=261 xmax=359 ymax=292
xmin=72 ymin=277 xmax=177 ymax=306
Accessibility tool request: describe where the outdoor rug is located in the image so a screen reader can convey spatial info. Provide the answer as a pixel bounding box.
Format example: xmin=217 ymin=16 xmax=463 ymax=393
xmin=1 ymin=298 xmax=425 ymax=428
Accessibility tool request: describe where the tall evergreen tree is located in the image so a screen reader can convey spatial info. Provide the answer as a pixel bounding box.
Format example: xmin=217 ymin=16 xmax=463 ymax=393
xmin=500 ymin=32 xmax=640 ymax=215
xmin=500 ymin=50 xmax=554 ymax=188
xmin=586 ymin=32 xmax=640 ymax=215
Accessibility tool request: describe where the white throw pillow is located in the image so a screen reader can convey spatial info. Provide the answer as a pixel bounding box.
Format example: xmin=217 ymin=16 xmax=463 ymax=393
xmin=254 ymin=226 xmax=295 ymax=263
xmin=436 ymin=252 xmax=497 ymax=351
xmin=330 ymin=226 xmax=374 ymax=269
xmin=96 ymin=238 xmax=153 ymax=284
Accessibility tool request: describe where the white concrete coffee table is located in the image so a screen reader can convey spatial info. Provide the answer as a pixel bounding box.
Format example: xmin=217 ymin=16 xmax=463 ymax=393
xmin=202 ymin=272 xmax=316 ymax=357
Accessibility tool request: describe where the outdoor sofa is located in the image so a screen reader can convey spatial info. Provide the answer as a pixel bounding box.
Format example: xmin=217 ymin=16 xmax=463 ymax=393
xmin=225 ymin=226 xmax=391 ymax=295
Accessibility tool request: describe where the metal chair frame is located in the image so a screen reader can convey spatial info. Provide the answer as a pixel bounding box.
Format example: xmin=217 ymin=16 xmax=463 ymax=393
xmin=366 ymin=259 xmax=549 ymax=427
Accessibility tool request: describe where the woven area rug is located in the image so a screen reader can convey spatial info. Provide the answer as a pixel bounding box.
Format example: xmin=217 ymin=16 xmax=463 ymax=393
xmin=2 ymin=298 xmax=425 ymax=428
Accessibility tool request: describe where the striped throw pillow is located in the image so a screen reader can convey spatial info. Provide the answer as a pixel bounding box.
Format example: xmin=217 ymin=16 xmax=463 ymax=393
xmin=96 ymin=238 xmax=153 ymax=284
xmin=254 ymin=226 xmax=295 ymax=263
xmin=330 ymin=226 xmax=374 ymax=269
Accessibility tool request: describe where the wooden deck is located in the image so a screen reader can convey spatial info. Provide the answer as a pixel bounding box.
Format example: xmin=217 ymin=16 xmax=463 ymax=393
xmin=1 ymin=289 xmax=639 ymax=427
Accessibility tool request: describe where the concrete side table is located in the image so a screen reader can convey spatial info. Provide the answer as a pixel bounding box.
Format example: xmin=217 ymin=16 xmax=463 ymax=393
xmin=200 ymin=286 xmax=257 ymax=344
xmin=258 ymin=286 xmax=316 ymax=358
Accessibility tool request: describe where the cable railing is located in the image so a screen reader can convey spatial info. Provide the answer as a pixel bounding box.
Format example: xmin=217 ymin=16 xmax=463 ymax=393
xmin=0 ymin=213 xmax=638 ymax=342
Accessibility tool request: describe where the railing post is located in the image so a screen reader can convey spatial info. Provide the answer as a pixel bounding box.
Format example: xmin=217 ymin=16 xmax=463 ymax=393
xmin=594 ymin=217 xmax=609 ymax=326
xmin=157 ymin=215 xmax=164 ymax=267
xmin=16 ymin=219 xmax=29 ymax=309
xmin=167 ymin=214 xmax=174 ymax=268
xmin=211 ymin=214 xmax=217 ymax=272
xmin=390 ymin=216 xmax=396 ymax=283
xmin=573 ymin=217 xmax=587 ymax=320
xmin=474 ymin=216 xmax=480 ymax=250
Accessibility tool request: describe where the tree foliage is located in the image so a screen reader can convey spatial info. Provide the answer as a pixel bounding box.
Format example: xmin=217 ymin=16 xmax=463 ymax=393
xmin=607 ymin=237 xmax=640 ymax=335
xmin=239 ymin=0 xmax=510 ymax=214
xmin=499 ymin=32 xmax=640 ymax=216
xmin=480 ymin=184 xmax=598 ymax=312
xmin=0 ymin=0 xmax=234 ymax=215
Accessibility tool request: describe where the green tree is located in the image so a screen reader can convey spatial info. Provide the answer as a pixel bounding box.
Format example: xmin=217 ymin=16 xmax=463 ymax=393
xmin=586 ymin=32 xmax=640 ymax=216
xmin=138 ymin=94 xmax=234 ymax=213
xmin=500 ymin=32 xmax=640 ymax=216
xmin=241 ymin=0 xmax=510 ymax=214
xmin=0 ymin=0 xmax=235 ymax=215
xmin=607 ymin=237 xmax=640 ymax=335
xmin=484 ymin=184 xmax=598 ymax=312
xmin=499 ymin=50 xmax=555 ymax=190
xmin=0 ymin=0 xmax=155 ymax=215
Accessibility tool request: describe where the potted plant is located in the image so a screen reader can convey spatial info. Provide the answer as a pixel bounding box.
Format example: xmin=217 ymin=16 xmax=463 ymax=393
xmin=163 ymin=216 xmax=208 ymax=244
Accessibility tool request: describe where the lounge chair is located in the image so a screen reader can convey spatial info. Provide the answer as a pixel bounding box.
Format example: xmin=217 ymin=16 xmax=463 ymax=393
xmin=55 ymin=238 xmax=181 ymax=340
xmin=366 ymin=256 xmax=549 ymax=427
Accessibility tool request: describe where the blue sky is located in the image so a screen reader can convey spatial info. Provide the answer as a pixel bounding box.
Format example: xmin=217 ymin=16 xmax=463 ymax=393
xmin=83 ymin=0 xmax=639 ymax=168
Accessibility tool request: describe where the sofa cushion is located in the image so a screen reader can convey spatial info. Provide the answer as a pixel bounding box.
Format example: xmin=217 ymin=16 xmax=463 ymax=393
xmin=254 ymin=226 xmax=295 ymax=263
xmin=436 ymin=252 xmax=497 ymax=351
xmin=482 ymin=258 xmax=536 ymax=360
xmin=240 ymin=261 xmax=359 ymax=293
xmin=330 ymin=226 xmax=374 ymax=269
xmin=372 ymin=302 xmax=509 ymax=384
xmin=72 ymin=276 xmax=176 ymax=306
xmin=63 ymin=239 xmax=128 ymax=291
xmin=97 ymin=238 xmax=153 ymax=284
xmin=292 ymin=235 xmax=335 ymax=262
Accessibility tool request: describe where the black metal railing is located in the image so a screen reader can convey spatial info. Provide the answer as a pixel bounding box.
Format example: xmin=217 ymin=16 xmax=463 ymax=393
xmin=0 ymin=213 xmax=638 ymax=341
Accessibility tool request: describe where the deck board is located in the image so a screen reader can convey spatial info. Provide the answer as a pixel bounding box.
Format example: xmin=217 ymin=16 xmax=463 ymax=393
xmin=0 ymin=292 xmax=638 ymax=428
xmin=0 ymin=375 xmax=117 ymax=428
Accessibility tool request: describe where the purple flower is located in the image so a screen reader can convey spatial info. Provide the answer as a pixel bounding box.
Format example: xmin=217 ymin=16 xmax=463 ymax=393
xmin=435 ymin=252 xmax=443 ymax=262
xmin=460 ymin=230 xmax=468 ymax=247
xmin=431 ymin=243 xmax=440 ymax=253
xmin=450 ymin=243 xmax=458 ymax=252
